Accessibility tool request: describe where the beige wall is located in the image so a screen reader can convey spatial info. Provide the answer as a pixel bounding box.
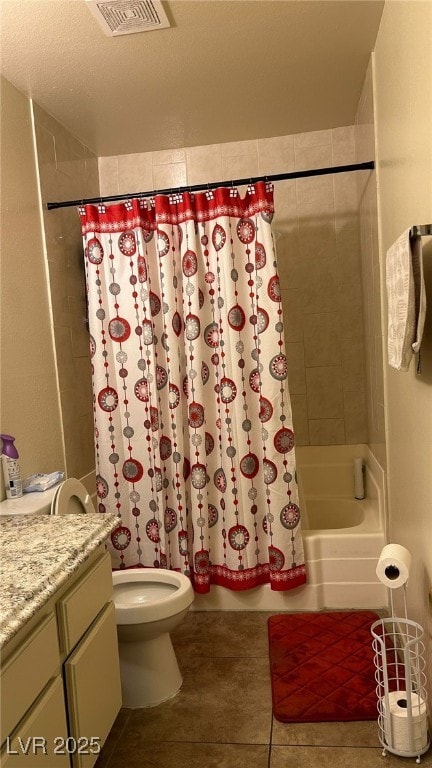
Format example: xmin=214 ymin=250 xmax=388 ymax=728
xmin=0 ymin=77 xmax=99 ymax=497
xmin=374 ymin=0 xmax=432 ymax=703
xmin=0 ymin=77 xmax=64 ymax=492
xmin=32 ymin=104 xmax=99 ymax=482
xmin=99 ymin=127 xmax=368 ymax=446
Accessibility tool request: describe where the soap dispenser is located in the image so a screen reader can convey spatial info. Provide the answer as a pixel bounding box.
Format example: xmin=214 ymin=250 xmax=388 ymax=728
xmin=1 ymin=434 xmax=23 ymax=499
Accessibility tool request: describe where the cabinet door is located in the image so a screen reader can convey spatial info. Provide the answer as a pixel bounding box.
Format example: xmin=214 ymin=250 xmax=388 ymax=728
xmin=64 ymin=602 xmax=121 ymax=768
xmin=1 ymin=676 xmax=69 ymax=767
xmin=1 ymin=613 xmax=60 ymax=744
xmin=57 ymin=553 xmax=113 ymax=656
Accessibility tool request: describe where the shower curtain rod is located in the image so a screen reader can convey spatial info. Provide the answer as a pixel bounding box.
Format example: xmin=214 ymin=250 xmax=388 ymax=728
xmin=46 ymin=160 xmax=375 ymax=210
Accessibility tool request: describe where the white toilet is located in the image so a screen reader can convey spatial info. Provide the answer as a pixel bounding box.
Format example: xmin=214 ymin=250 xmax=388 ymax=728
xmin=0 ymin=478 xmax=194 ymax=708
xmin=113 ymin=568 xmax=193 ymax=708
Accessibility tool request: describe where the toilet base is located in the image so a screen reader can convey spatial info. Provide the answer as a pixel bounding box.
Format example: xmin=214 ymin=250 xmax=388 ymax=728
xmin=118 ymin=632 xmax=183 ymax=708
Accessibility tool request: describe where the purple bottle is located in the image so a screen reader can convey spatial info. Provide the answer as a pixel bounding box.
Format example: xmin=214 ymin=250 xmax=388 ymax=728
xmin=1 ymin=434 xmax=23 ymax=499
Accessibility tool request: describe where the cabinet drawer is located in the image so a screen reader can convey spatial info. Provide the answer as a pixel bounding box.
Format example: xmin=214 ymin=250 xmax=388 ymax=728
xmin=64 ymin=601 xmax=122 ymax=768
xmin=1 ymin=676 xmax=69 ymax=767
xmin=57 ymin=552 xmax=113 ymax=654
xmin=1 ymin=613 xmax=60 ymax=745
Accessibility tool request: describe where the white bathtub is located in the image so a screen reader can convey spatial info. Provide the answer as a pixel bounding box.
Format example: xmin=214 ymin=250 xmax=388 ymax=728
xmin=306 ymin=497 xmax=365 ymax=530
xmin=193 ymin=444 xmax=387 ymax=612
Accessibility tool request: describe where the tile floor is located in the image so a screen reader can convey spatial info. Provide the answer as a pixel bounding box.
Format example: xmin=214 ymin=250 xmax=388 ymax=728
xmin=95 ymin=611 xmax=432 ymax=768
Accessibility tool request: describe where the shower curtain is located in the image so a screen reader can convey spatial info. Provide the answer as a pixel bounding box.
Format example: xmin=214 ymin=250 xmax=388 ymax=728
xmin=79 ymin=181 xmax=306 ymax=593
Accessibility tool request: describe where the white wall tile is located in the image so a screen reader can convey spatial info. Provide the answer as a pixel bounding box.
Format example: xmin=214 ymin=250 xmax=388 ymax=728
xmin=219 ymin=139 xmax=258 ymax=157
xmin=221 ymin=154 xmax=259 ymax=181
xmin=186 ymin=144 xmax=223 ymax=186
xmin=294 ymin=144 xmax=333 ymax=171
xmin=152 ymin=148 xmax=186 ymax=165
xmin=258 ymin=135 xmax=295 ymax=176
xmin=152 ymin=161 xmax=187 ymax=190
xmin=118 ymin=152 xmax=153 ymax=194
xmin=98 ymin=156 xmax=119 ymax=196
xmin=294 ymin=129 xmax=332 ymax=148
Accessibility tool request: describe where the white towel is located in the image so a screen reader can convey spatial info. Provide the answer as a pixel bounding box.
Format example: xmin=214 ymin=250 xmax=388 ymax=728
xmin=386 ymin=229 xmax=426 ymax=371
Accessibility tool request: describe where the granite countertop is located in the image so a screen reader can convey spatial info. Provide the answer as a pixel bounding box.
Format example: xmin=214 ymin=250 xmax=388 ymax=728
xmin=0 ymin=513 xmax=119 ymax=649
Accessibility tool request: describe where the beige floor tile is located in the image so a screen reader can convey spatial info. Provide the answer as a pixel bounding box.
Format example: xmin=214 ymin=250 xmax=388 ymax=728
xmin=270 ymin=745 xmax=432 ymax=767
xmin=95 ymin=709 xmax=131 ymax=768
xmin=272 ymin=718 xmax=379 ymax=747
xmin=172 ymin=610 xmax=273 ymax=658
xmin=125 ymin=655 xmax=272 ymax=746
xmin=106 ymin=741 xmax=269 ymax=768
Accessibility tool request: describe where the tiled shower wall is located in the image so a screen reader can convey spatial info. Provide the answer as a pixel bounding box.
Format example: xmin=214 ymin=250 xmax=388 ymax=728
xmin=33 ymin=103 xmax=99 ymax=481
xmin=99 ymin=127 xmax=368 ymax=445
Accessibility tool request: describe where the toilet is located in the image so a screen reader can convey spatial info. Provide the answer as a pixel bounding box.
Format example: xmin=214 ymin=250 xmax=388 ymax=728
xmin=112 ymin=568 xmax=193 ymax=708
xmin=0 ymin=477 xmax=194 ymax=708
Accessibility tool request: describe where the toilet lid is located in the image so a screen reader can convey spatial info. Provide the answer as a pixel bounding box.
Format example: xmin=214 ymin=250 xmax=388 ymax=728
xmin=51 ymin=478 xmax=94 ymax=515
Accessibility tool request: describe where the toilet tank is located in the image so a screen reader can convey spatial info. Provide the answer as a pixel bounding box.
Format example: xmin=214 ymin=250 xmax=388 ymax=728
xmin=0 ymin=485 xmax=59 ymax=516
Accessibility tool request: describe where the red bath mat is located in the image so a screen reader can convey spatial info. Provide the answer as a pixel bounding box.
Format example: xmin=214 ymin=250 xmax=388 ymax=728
xmin=268 ymin=611 xmax=380 ymax=722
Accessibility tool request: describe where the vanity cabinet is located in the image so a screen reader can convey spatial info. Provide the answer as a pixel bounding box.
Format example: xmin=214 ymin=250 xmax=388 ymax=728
xmin=2 ymin=677 xmax=70 ymax=767
xmin=0 ymin=548 xmax=121 ymax=767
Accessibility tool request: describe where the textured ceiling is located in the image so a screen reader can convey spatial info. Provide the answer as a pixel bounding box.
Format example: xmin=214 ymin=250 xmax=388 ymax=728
xmin=0 ymin=0 xmax=384 ymax=156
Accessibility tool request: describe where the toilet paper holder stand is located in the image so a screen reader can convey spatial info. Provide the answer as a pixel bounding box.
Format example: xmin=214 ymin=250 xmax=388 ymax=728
xmin=371 ymin=584 xmax=430 ymax=763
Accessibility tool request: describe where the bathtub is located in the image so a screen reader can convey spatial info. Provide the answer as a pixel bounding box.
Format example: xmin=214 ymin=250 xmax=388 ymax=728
xmin=306 ymin=498 xmax=366 ymax=530
xmin=193 ymin=444 xmax=387 ymax=612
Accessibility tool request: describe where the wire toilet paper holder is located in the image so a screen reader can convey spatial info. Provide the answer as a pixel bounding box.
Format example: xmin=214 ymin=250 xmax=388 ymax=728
xmin=371 ymin=585 xmax=430 ymax=763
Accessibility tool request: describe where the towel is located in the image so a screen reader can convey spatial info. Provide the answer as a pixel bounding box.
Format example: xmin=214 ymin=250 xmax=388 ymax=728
xmin=386 ymin=229 xmax=426 ymax=371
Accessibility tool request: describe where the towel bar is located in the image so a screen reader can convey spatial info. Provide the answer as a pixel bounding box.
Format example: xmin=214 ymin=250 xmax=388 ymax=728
xmin=410 ymin=224 xmax=432 ymax=238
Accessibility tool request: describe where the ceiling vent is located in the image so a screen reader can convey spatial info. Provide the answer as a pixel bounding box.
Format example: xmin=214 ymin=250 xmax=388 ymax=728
xmin=86 ymin=0 xmax=170 ymax=36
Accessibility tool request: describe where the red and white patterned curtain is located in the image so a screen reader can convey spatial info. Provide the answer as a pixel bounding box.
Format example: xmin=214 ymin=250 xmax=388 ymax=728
xmin=79 ymin=182 xmax=306 ymax=593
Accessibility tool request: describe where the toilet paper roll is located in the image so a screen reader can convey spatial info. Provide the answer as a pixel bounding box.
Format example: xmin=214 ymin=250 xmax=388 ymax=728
xmin=382 ymin=691 xmax=428 ymax=753
xmin=376 ymin=543 xmax=411 ymax=589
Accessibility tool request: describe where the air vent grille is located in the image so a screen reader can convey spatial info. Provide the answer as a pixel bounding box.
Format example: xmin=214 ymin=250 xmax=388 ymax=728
xmin=86 ymin=0 xmax=170 ymax=36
